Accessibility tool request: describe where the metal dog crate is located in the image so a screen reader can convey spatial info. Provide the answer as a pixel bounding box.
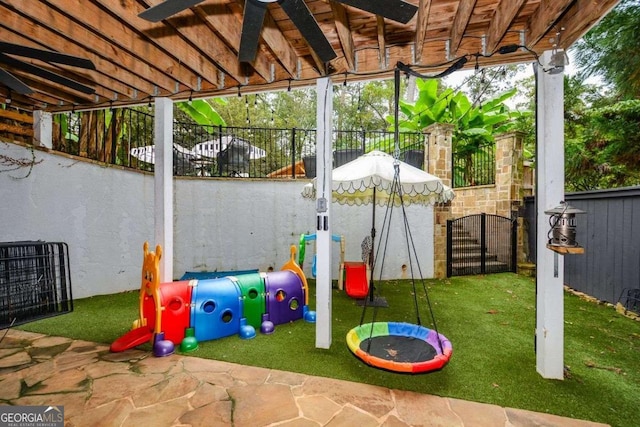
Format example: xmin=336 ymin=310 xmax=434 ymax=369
xmin=0 ymin=241 xmax=73 ymax=329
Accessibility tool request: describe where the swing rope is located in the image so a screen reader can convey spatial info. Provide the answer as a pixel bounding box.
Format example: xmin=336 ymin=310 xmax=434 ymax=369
xmin=358 ymin=64 xmax=445 ymax=355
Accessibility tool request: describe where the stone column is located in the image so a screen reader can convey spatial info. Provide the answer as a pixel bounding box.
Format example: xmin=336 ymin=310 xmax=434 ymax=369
xmin=425 ymin=123 xmax=454 ymax=187
xmin=425 ymin=123 xmax=454 ymax=278
xmin=494 ymin=131 xmax=525 ymax=218
xmin=433 ymin=204 xmax=452 ymax=278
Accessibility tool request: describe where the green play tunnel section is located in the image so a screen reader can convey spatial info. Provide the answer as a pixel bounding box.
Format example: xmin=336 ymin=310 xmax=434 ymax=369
xmin=232 ymin=273 xmax=266 ymax=330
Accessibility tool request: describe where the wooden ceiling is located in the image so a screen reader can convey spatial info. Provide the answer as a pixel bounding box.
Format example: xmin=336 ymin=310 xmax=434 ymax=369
xmin=0 ymin=0 xmax=621 ymax=112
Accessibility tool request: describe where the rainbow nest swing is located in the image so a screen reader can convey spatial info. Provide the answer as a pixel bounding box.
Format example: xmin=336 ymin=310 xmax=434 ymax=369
xmin=345 ymin=66 xmax=453 ymax=374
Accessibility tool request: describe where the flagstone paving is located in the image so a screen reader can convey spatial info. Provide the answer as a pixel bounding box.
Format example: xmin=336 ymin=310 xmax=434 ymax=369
xmin=0 ymin=329 xmax=609 ymax=427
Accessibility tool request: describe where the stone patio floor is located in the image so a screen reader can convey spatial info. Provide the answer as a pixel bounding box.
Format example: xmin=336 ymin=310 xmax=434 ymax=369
xmin=0 ymin=329 xmax=609 ymax=427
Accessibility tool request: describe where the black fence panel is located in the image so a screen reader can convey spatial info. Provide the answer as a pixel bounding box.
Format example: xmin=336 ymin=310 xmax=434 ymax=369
xmin=452 ymin=142 xmax=496 ymax=188
xmin=0 ymin=241 xmax=73 ymax=329
xmin=52 ymin=108 xmax=425 ymax=179
xmin=447 ymin=213 xmax=517 ymax=277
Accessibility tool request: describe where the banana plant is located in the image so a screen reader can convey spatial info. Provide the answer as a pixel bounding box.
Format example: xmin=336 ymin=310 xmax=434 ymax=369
xmin=387 ymin=78 xmax=528 ymax=185
xmin=176 ymin=98 xmax=226 ymax=128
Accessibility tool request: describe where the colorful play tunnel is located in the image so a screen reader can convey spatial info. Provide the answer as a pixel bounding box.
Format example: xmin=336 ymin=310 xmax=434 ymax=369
xmin=111 ymin=260 xmax=315 ymax=357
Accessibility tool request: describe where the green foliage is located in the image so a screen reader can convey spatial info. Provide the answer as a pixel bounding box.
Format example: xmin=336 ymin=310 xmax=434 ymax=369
xmin=394 ymin=78 xmax=525 ymax=150
xmin=572 ymin=0 xmax=640 ymax=99
xmin=566 ymin=99 xmax=640 ymax=190
xmin=18 ymin=273 xmax=640 ymax=427
xmin=392 ymin=78 xmax=528 ymax=186
xmin=175 ymin=98 xmax=226 ymax=128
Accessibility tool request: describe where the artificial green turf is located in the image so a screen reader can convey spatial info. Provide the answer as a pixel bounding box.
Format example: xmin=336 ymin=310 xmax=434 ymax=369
xmin=15 ymin=273 xmax=640 ymax=427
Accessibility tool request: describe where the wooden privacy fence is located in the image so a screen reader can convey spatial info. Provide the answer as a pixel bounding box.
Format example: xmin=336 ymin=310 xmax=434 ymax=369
xmin=523 ymin=187 xmax=640 ymax=306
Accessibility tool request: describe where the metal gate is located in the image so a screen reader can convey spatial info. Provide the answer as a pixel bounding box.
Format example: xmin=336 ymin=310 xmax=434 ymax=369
xmin=446 ymin=213 xmax=517 ymax=277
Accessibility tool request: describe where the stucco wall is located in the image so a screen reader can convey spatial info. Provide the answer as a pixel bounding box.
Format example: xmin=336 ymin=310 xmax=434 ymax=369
xmin=1 ymin=141 xmax=435 ymax=298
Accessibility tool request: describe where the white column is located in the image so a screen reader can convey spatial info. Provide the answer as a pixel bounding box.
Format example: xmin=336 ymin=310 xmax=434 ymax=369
xmin=154 ymin=97 xmax=174 ymax=283
xmin=315 ymin=77 xmax=333 ymax=349
xmin=535 ymin=50 xmax=565 ymax=379
xmin=33 ymin=110 xmax=52 ymax=149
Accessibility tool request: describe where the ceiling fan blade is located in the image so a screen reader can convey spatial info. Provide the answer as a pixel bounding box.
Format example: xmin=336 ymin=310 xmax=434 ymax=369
xmin=0 ymin=53 xmax=95 ymax=95
xmin=337 ymin=0 xmax=418 ymax=24
xmin=0 ymin=42 xmax=95 ymax=70
xmin=0 ymin=68 xmax=33 ymax=95
xmin=238 ymin=0 xmax=268 ymax=63
xmin=280 ymin=0 xmax=336 ymax=63
xmin=139 ymin=0 xmax=205 ymax=22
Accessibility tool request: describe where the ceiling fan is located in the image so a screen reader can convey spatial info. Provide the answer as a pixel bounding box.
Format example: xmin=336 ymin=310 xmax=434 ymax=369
xmin=0 ymin=41 xmax=96 ymax=96
xmin=139 ymin=0 xmax=419 ymax=63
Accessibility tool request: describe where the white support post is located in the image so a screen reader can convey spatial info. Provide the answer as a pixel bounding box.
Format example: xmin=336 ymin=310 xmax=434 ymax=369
xmin=33 ymin=110 xmax=52 ymax=149
xmin=535 ymin=50 xmax=565 ymax=379
xmin=315 ymin=77 xmax=333 ymax=349
xmin=154 ymin=97 xmax=174 ymax=283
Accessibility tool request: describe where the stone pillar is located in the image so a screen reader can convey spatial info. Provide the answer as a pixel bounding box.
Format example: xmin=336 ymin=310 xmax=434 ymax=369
xmin=494 ymin=131 xmax=525 ymax=218
xmin=433 ymin=204 xmax=452 ymax=278
xmin=425 ymin=123 xmax=454 ymax=187
xmin=425 ymin=123 xmax=454 ymax=278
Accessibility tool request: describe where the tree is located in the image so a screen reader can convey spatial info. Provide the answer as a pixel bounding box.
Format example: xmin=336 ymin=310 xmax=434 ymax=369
xmin=571 ymin=0 xmax=640 ymax=99
xmin=565 ymin=100 xmax=640 ymax=190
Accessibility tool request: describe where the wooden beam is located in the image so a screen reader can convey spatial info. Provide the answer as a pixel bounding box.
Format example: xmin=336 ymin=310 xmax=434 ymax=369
xmin=376 ymin=16 xmax=387 ymax=69
xmin=554 ymin=0 xmax=621 ymax=49
xmin=195 ymin=1 xmax=289 ymax=82
xmin=485 ymin=0 xmax=527 ymax=54
xmin=28 ymin=0 xmax=209 ymax=92
xmin=450 ymin=0 xmax=477 ymax=53
xmin=525 ymin=0 xmax=574 ymax=48
xmin=0 ymin=88 xmax=67 ymax=112
xmin=414 ymin=0 xmax=432 ymax=63
xmin=0 ymin=109 xmax=34 ymax=124
xmin=0 ymin=14 xmax=151 ymax=101
xmin=255 ymin=6 xmax=299 ymax=77
xmin=308 ymin=49 xmax=329 ymax=77
xmin=5 ymin=68 xmax=100 ymax=104
xmin=0 ymin=123 xmax=34 ymax=137
xmin=330 ymin=1 xmax=356 ymax=71
xmin=0 ymin=2 xmax=183 ymax=100
xmin=94 ymin=0 xmax=243 ymax=86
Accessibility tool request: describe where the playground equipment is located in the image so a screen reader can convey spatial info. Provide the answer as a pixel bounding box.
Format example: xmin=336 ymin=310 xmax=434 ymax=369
xmin=111 ymin=242 xmax=315 ymax=357
xmin=343 ymin=262 xmax=369 ymax=299
xmin=299 ymin=232 xmax=371 ymax=298
xmin=298 ymin=233 xmax=345 ymax=289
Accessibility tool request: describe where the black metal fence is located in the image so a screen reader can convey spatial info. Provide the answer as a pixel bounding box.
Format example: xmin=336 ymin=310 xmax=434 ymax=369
xmin=52 ymin=107 xmax=425 ymax=178
xmin=452 ymin=142 xmax=496 ymax=188
xmin=446 ymin=213 xmax=517 ymax=277
xmin=1 ymin=241 xmax=73 ymax=329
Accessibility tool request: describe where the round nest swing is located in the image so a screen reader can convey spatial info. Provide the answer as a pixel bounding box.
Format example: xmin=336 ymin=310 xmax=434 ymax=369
xmin=346 ymin=322 xmax=452 ymax=373
xmin=344 ymin=65 xmax=454 ymax=374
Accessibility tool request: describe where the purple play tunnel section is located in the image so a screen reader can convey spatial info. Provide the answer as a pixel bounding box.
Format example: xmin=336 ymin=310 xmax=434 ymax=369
xmin=264 ymin=270 xmax=305 ymax=324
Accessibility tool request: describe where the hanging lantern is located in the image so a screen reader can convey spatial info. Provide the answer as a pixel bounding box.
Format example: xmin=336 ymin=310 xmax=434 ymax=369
xmin=544 ymin=201 xmax=585 ymax=254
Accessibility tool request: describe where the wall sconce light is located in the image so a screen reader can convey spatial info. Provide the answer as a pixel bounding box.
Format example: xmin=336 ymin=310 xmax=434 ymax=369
xmin=545 ymin=201 xmax=585 ymax=254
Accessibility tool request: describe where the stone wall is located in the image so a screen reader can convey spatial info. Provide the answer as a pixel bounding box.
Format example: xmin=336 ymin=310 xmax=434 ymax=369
xmin=450 ymin=132 xmax=526 ymax=218
xmin=424 ymin=126 xmax=531 ymax=277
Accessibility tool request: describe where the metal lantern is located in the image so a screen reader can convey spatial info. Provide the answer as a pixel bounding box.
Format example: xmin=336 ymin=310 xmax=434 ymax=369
xmin=545 ymin=201 xmax=585 ymax=249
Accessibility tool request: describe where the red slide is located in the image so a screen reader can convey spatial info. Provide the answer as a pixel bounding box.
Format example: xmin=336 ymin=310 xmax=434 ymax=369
xmin=110 ymin=326 xmax=153 ymax=352
xmin=344 ymin=262 xmax=369 ymax=299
